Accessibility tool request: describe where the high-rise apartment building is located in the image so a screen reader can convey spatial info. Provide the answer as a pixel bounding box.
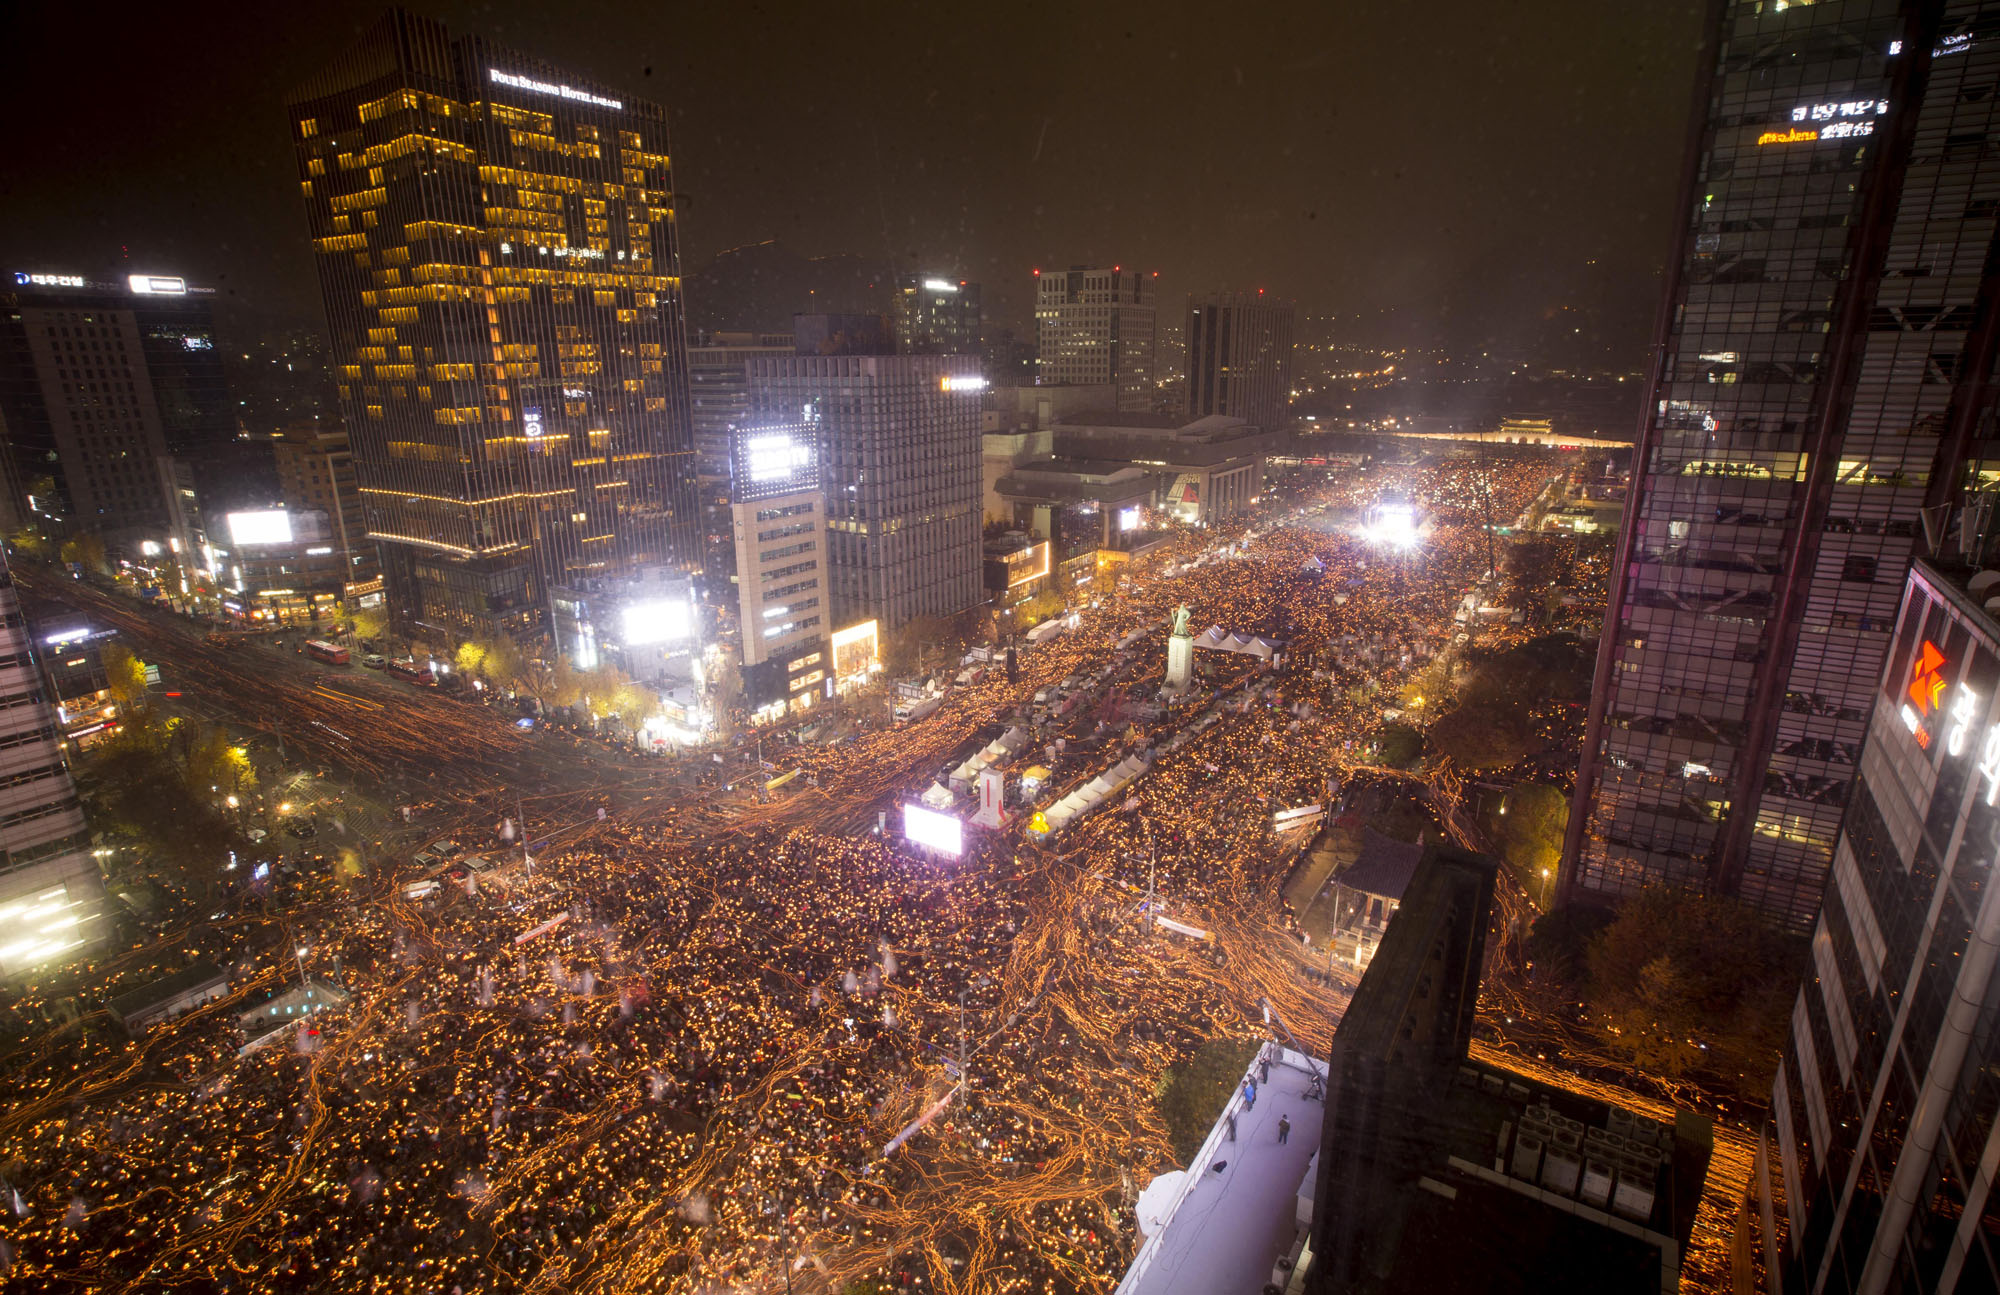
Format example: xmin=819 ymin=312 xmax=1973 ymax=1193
xmin=288 ymin=9 xmax=698 ymax=643
xmin=1185 ymin=292 xmax=1295 ymax=435
xmin=0 ymin=271 xmax=229 ymax=559
xmin=1034 ymin=266 xmax=1158 ymax=413
xmin=0 ymin=548 xmax=108 ymax=976
xmin=747 ymin=346 xmax=983 ymax=630
xmin=1755 ymin=557 xmax=2000 ymax=1294
xmin=1563 ymin=1 xmax=2000 ymax=928
xmin=892 ymin=274 xmax=982 ymax=355
xmin=727 ymin=422 xmax=831 ymax=720
xmin=269 ymin=420 xmax=379 ymax=614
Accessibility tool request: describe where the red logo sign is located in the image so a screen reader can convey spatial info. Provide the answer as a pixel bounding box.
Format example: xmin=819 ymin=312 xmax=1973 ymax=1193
xmin=1910 ymin=640 xmax=1948 ymax=716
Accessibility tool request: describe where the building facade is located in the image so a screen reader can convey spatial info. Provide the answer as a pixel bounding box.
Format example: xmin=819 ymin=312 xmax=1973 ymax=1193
xmin=1034 ymin=266 xmax=1158 ymax=412
xmin=272 ymin=420 xmax=379 ymax=606
xmin=727 ymin=422 xmax=831 ymax=719
xmin=288 ymin=9 xmax=698 ymax=645
xmin=1185 ymin=292 xmax=1295 ymax=435
xmin=1563 ymin=0 xmax=2000 ymax=928
xmin=0 ymin=272 xmax=227 ymax=560
xmin=0 ymin=549 xmax=108 ymax=976
xmin=746 ymin=351 xmax=983 ymax=631
xmin=892 ymin=274 xmax=981 ymax=355
xmin=1757 ymin=558 xmax=2000 ymax=1294
xmin=688 ymin=332 xmax=793 ymax=595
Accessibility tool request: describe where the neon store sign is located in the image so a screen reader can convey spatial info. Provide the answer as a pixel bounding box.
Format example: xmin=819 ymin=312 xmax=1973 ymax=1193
xmin=1900 ymin=637 xmax=2000 ymax=804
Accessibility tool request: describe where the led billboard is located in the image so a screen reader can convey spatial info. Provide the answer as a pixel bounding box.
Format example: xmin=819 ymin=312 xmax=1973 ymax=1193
xmin=902 ymin=803 xmax=964 ymax=856
xmin=227 ymin=511 xmax=293 ymax=547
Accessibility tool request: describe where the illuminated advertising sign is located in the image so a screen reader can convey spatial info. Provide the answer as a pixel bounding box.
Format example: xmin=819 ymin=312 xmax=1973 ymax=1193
xmin=744 ymin=431 xmax=813 ymax=483
xmin=488 ymin=68 xmax=622 ymax=111
xmin=14 ymin=272 xmax=84 ymax=288
xmin=831 ymin=619 xmax=880 ymax=679
xmin=902 ymin=803 xmax=964 ymax=856
xmin=1007 ymin=542 xmax=1051 ymax=587
xmin=622 ymin=598 xmax=693 ymax=646
xmin=923 ymin=278 xmax=959 ymax=293
xmin=940 ymin=375 xmax=988 ymax=392
xmin=127 ymin=274 xmax=187 ymax=295
xmin=227 ymin=510 xmax=294 ymax=547
xmin=522 ymin=405 xmax=545 ymax=438
xmin=1117 ymin=506 xmax=1141 ymax=533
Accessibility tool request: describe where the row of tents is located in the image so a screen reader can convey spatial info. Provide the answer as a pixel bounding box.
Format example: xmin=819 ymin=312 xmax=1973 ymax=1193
xmin=1191 ymin=625 xmax=1286 ymax=659
xmin=1030 ymin=752 xmax=1152 ymax=837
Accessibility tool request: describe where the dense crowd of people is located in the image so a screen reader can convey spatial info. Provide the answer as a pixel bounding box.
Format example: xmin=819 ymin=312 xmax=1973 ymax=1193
xmin=0 ymin=452 xmax=1577 ymax=1293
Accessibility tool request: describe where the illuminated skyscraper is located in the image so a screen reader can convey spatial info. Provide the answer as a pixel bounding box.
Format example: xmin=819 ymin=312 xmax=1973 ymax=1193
xmin=288 ymin=9 xmax=697 ymax=642
xmin=1034 ymin=266 xmax=1158 ymax=412
xmin=1563 ymin=1 xmax=2000 ymax=928
xmin=1185 ymin=292 xmax=1295 ymax=435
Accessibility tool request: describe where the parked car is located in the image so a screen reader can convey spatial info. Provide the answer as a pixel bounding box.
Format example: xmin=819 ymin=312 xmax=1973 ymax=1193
xmin=362 ymin=654 xmax=387 ymax=669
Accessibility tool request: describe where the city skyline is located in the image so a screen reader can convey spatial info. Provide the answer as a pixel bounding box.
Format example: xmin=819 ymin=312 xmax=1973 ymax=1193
xmin=0 ymin=0 xmax=1705 ymax=359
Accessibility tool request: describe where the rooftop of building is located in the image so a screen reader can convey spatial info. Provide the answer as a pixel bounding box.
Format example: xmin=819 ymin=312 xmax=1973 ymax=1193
xmin=1919 ymin=555 xmax=2000 ymax=627
xmin=1117 ymin=1043 xmax=1325 ymax=1295
xmin=1335 ymin=829 xmax=1424 ymax=901
xmin=995 ymin=461 xmax=1167 ymax=506
xmin=1053 ymin=410 xmax=1252 ymax=438
xmin=1308 ymin=845 xmax=1714 ymax=1295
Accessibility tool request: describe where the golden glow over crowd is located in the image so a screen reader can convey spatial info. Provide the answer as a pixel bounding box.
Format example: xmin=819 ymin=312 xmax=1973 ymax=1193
xmin=0 ymin=453 xmax=1695 ymax=1294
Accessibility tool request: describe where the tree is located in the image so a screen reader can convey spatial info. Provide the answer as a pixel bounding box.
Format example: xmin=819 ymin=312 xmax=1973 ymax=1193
xmin=480 ymin=636 xmax=526 ymax=692
xmin=1496 ymin=781 xmax=1567 ymax=892
xmin=348 ymin=603 xmax=389 ymax=644
xmin=454 ymin=640 xmax=490 ymax=678
xmin=1425 ymin=700 xmax=1529 ymax=771
xmin=8 ymin=527 xmax=52 ymax=562
xmin=1584 ymin=887 xmax=1806 ymax=1098
xmin=1015 ymin=589 xmax=1065 ymax=625
xmin=1376 ymin=722 xmax=1424 ymax=768
xmin=101 ymin=643 xmax=150 ymax=715
xmin=59 ymin=532 xmax=109 ymax=578
xmin=1156 ymin=1035 xmax=1260 ymax=1164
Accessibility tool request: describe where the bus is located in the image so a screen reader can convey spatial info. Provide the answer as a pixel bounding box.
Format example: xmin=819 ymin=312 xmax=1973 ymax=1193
xmin=304 ymin=639 xmax=350 ymax=665
xmin=386 ymin=658 xmax=436 ymax=686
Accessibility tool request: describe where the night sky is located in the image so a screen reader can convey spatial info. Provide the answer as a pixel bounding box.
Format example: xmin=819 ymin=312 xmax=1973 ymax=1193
xmin=0 ymin=0 xmax=1706 ymax=356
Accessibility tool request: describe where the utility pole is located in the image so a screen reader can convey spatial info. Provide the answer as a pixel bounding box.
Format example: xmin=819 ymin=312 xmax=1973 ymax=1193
xmin=518 ymin=792 xmax=531 ymax=877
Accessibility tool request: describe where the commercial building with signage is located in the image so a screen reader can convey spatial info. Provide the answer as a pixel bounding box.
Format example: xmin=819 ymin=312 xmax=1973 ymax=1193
xmin=728 ymin=421 xmax=830 ymax=719
xmin=1563 ymin=2 xmax=2000 ymax=928
xmin=0 ymin=271 xmax=233 ymax=561
xmin=747 ymin=348 xmax=983 ymax=631
xmin=1754 ymin=557 xmax=2000 ymax=1294
xmin=288 ymin=10 xmax=698 ymax=644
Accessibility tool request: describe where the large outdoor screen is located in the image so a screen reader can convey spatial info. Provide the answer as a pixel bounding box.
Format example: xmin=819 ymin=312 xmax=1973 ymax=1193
xmin=227 ymin=511 xmax=293 ymax=547
xmin=902 ymin=803 xmax=963 ymax=856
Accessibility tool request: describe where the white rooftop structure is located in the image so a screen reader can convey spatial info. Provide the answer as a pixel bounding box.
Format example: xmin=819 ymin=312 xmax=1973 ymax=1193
xmin=1117 ymin=1042 xmax=1325 ymax=1295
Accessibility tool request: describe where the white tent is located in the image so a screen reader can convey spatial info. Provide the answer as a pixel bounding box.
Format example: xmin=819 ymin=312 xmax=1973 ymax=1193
xmin=920 ymin=782 xmax=955 ymax=811
xmin=1039 ymin=753 xmax=1151 ymax=833
xmin=949 ymin=726 xmax=1031 ymax=790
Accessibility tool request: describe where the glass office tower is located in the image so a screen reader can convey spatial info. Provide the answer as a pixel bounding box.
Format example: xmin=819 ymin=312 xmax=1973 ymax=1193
xmin=288 ymin=9 xmax=697 ymax=642
xmin=1564 ymin=1 xmax=2000 ymax=929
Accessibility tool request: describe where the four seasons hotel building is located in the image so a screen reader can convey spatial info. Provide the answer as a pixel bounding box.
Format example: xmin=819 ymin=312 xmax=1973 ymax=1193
xmin=288 ymin=9 xmax=697 ymax=641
